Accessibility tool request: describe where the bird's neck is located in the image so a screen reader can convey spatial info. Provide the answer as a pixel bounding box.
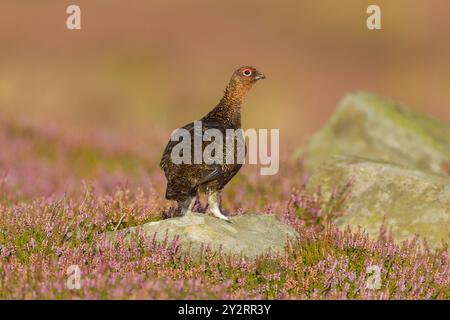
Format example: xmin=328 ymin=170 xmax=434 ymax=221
xmin=220 ymin=81 xmax=249 ymax=106
xmin=204 ymin=104 xmax=241 ymax=128
xmin=203 ymin=80 xmax=250 ymax=128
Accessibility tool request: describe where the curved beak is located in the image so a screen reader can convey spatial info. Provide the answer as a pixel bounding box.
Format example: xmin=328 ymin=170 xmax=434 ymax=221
xmin=254 ymin=73 xmax=266 ymax=81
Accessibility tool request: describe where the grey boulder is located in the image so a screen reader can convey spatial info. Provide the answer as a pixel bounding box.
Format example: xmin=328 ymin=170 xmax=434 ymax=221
xmin=305 ymin=92 xmax=450 ymax=175
xmin=307 ymin=156 xmax=450 ymax=249
xmin=106 ymin=212 xmax=299 ymax=259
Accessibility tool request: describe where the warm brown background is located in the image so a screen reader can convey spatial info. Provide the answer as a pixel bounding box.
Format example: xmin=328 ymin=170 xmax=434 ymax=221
xmin=1 ymin=0 xmax=450 ymax=147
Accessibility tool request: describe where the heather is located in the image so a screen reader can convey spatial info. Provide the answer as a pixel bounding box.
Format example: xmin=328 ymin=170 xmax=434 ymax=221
xmin=0 ymin=117 xmax=448 ymax=299
xmin=2 ymin=1 xmax=450 ymax=299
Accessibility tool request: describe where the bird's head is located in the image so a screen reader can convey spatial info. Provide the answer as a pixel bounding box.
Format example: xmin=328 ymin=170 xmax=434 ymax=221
xmin=222 ymin=66 xmax=266 ymax=105
xmin=232 ymin=66 xmax=266 ymax=84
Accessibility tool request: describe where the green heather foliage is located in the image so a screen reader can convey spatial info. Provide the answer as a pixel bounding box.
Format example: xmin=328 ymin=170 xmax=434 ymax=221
xmin=0 ymin=117 xmax=448 ymax=299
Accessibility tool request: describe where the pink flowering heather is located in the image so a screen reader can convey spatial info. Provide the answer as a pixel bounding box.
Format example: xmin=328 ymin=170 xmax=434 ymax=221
xmin=0 ymin=117 xmax=448 ymax=299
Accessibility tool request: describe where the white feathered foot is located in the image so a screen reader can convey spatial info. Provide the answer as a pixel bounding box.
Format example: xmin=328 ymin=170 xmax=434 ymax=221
xmin=207 ymin=192 xmax=231 ymax=222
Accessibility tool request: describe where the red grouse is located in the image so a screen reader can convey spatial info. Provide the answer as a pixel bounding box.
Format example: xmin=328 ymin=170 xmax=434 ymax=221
xmin=160 ymin=66 xmax=266 ymax=221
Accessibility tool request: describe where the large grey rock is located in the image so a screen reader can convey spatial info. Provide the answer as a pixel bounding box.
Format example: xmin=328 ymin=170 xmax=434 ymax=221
xmin=106 ymin=213 xmax=299 ymax=259
xmin=307 ymin=156 xmax=450 ymax=249
xmin=305 ymin=92 xmax=450 ymax=175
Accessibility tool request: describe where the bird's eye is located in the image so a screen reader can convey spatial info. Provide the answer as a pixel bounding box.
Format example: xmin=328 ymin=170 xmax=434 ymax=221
xmin=242 ymin=69 xmax=252 ymax=77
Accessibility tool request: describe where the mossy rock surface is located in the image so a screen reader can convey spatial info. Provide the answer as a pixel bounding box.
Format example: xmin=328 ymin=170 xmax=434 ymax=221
xmin=305 ymin=92 xmax=450 ymax=174
xmin=307 ymin=156 xmax=450 ymax=249
xmin=106 ymin=213 xmax=299 ymax=259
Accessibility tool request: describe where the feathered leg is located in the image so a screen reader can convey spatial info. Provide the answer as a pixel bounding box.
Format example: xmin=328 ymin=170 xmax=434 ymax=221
xmin=179 ymin=196 xmax=196 ymax=216
xmin=208 ymin=192 xmax=230 ymax=222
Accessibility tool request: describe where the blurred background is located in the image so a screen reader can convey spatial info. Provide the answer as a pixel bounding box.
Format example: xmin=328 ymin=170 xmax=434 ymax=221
xmin=0 ymin=0 xmax=450 ymax=200
xmin=1 ymin=0 xmax=450 ymax=143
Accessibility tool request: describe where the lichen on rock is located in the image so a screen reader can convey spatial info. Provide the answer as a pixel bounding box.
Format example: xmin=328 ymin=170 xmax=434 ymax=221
xmin=305 ymin=92 xmax=450 ymax=175
xmin=307 ymin=156 xmax=450 ymax=249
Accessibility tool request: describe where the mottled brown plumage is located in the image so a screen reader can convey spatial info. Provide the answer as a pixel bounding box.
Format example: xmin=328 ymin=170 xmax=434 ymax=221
xmin=160 ymin=66 xmax=266 ymax=221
